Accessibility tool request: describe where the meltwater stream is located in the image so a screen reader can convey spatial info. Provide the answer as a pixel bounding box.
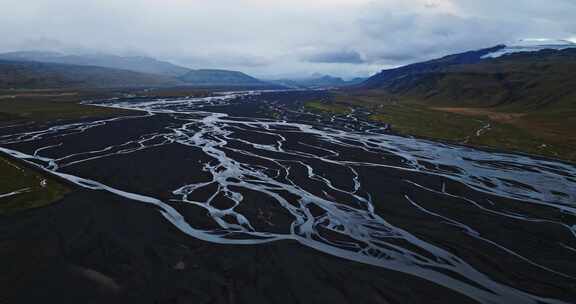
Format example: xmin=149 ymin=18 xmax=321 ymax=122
xmin=1 ymin=91 xmax=575 ymax=304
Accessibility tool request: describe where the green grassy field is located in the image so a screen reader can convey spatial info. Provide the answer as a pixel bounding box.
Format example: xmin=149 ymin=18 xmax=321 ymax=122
xmin=304 ymin=100 xmax=352 ymax=115
xmin=308 ymin=92 xmax=576 ymax=162
xmin=0 ymin=156 xmax=69 ymax=215
xmin=0 ymin=90 xmax=134 ymax=122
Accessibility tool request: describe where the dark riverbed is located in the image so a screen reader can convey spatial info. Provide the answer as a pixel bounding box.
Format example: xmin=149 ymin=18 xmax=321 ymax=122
xmin=1 ymin=90 xmax=575 ymax=304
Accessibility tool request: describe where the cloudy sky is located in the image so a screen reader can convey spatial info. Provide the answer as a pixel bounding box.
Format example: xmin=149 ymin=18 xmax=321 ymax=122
xmin=1 ymin=0 xmax=575 ymax=78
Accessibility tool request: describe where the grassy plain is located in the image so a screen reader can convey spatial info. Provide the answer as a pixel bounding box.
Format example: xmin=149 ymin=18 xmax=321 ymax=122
xmin=0 ymin=156 xmax=69 ymax=215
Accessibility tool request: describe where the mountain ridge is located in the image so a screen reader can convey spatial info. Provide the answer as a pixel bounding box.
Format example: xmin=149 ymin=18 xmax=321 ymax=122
xmin=359 ymin=45 xmax=506 ymax=90
xmin=0 ymin=60 xmax=182 ymax=89
xmin=0 ymin=51 xmax=276 ymax=88
xmin=357 ymin=46 xmax=576 ymax=110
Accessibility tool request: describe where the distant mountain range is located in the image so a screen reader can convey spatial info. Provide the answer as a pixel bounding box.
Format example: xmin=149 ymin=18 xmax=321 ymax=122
xmin=178 ymin=69 xmax=274 ymax=88
xmin=0 ymin=51 xmax=276 ymax=89
xmin=273 ymin=75 xmax=366 ymax=89
xmin=357 ymin=42 xmax=576 ymax=109
xmin=4 ymin=41 xmax=575 ymax=93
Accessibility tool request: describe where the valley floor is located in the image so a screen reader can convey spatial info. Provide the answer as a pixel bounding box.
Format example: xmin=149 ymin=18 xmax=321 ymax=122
xmin=1 ymin=89 xmax=575 ymax=304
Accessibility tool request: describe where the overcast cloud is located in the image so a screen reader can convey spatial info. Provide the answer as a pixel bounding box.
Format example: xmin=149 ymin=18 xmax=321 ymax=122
xmin=1 ymin=0 xmax=575 ymax=79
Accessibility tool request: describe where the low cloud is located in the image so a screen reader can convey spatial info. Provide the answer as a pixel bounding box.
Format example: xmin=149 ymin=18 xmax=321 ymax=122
xmin=0 ymin=0 xmax=575 ymax=78
xmin=357 ymin=12 xmax=517 ymax=65
xmin=352 ymin=0 xmax=576 ymax=66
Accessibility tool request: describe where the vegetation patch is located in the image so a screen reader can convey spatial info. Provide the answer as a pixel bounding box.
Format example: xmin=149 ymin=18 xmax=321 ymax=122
xmin=0 ymin=156 xmax=69 ymax=215
xmin=0 ymin=90 xmax=136 ymax=123
xmin=304 ymin=100 xmax=352 ymax=115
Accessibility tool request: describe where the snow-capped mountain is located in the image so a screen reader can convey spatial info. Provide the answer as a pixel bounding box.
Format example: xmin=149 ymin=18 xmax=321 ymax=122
xmin=482 ymin=39 xmax=576 ymax=58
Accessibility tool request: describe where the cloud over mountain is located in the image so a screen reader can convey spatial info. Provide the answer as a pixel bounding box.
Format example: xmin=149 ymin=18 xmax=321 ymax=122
xmin=0 ymin=0 xmax=575 ymax=78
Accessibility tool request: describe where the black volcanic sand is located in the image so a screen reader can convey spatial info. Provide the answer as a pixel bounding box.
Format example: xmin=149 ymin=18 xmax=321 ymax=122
xmin=1 ymin=190 xmax=476 ymax=304
xmin=1 ymin=91 xmax=576 ymax=303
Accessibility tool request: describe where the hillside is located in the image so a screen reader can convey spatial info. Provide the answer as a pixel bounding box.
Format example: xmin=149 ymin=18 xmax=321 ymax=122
xmin=0 ymin=51 xmax=191 ymax=77
xmin=0 ymin=60 xmax=182 ymax=89
xmin=362 ymin=48 xmax=576 ymax=110
xmin=360 ymin=45 xmax=506 ymax=90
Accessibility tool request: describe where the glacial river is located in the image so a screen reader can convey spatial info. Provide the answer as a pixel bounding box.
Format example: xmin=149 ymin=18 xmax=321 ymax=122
xmin=1 ymin=91 xmax=575 ymax=303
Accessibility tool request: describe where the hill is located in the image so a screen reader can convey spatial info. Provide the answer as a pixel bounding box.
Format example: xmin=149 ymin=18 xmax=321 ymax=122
xmin=0 ymin=60 xmax=182 ymax=89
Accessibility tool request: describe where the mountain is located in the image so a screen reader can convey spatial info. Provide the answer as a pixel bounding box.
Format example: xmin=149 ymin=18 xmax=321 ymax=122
xmin=360 ymin=45 xmax=506 ymax=90
xmin=358 ymin=45 xmax=576 ymax=109
xmin=0 ymin=51 xmax=278 ymax=88
xmin=0 ymin=51 xmax=190 ymax=77
xmin=273 ymin=75 xmax=367 ymax=89
xmin=0 ymin=60 xmax=182 ymax=89
xmin=177 ymin=69 xmax=276 ymax=88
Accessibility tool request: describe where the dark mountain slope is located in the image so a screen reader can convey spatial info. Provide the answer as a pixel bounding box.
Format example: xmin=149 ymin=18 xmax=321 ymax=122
xmin=374 ymin=48 xmax=576 ymax=109
xmin=0 ymin=60 xmax=182 ymax=89
xmin=360 ymin=45 xmax=506 ymax=90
